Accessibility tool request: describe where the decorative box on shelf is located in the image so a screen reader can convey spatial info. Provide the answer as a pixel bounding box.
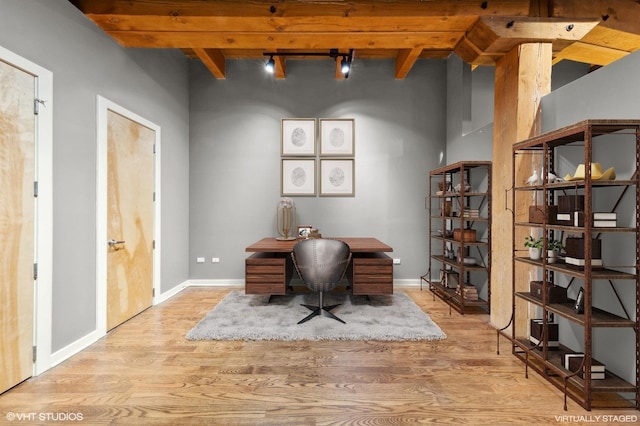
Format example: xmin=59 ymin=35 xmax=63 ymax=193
xmin=529 ymin=319 xmax=559 ymax=348
xmin=564 ymin=353 xmax=606 ymax=379
xmin=564 ymin=237 xmax=603 ymax=268
xmin=529 ymin=205 xmax=558 ymax=224
xmin=453 ymin=228 xmax=476 ymax=242
xmin=529 ymin=281 xmax=568 ymax=303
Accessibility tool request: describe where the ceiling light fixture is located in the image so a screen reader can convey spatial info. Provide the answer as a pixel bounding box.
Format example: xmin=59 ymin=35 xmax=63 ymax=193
xmin=265 ymin=56 xmax=275 ymax=73
xmin=263 ymin=49 xmax=354 ymax=77
xmin=340 ymin=56 xmax=351 ymax=76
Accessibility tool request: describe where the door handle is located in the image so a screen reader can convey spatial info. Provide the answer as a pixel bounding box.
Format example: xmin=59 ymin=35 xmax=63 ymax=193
xmin=108 ymin=239 xmax=126 ymax=247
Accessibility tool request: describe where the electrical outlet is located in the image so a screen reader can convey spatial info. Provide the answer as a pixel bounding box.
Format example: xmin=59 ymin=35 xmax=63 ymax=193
xmin=211 ymin=257 xmax=220 ymax=263
xmin=196 ymin=257 xmax=205 ymax=263
xmin=393 ymin=258 xmax=401 ymax=265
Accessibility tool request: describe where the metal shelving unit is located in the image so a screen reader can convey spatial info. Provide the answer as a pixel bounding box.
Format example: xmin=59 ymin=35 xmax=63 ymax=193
xmin=498 ymin=119 xmax=640 ymax=411
xmin=421 ymin=161 xmax=492 ymax=315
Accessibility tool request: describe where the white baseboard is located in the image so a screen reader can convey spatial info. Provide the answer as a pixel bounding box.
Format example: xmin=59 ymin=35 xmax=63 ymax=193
xmin=185 ymin=279 xmax=245 ymax=287
xmin=49 ymin=329 xmax=103 ymax=369
xmin=394 ymin=279 xmax=422 ymax=287
xmin=154 ymin=281 xmax=188 ymax=304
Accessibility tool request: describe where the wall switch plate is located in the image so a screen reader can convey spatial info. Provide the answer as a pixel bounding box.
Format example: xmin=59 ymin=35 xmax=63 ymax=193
xmin=393 ymin=258 xmax=401 ymax=265
xmin=196 ymin=257 xmax=205 ymax=263
xmin=211 ymin=257 xmax=220 ymax=263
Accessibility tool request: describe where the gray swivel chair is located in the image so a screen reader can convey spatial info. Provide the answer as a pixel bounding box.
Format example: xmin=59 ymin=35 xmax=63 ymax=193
xmin=291 ymin=238 xmax=352 ymax=324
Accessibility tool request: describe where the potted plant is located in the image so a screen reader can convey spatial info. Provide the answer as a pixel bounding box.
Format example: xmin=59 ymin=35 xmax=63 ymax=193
xmin=546 ymin=238 xmax=564 ymax=264
xmin=524 ymin=235 xmax=543 ymax=260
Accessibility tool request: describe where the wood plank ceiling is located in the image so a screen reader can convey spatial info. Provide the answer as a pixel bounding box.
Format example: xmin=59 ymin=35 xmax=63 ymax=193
xmin=69 ymin=0 xmax=640 ymax=79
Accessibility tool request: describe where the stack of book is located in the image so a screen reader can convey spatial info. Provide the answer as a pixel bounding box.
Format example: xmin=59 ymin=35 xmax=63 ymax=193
xmin=461 ymin=208 xmax=480 ymax=218
xmin=556 ymin=211 xmax=617 ymax=228
xmin=564 ymin=353 xmax=606 ymax=379
xmin=593 ymin=212 xmax=617 ymax=227
xmin=456 ymin=283 xmax=478 ymax=300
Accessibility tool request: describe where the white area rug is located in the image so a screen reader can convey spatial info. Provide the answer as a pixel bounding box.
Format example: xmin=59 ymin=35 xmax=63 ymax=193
xmin=186 ymin=290 xmax=447 ymax=341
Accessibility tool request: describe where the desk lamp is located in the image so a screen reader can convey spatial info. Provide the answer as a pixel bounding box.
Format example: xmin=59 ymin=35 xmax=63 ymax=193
xmin=276 ymin=197 xmax=297 ymax=240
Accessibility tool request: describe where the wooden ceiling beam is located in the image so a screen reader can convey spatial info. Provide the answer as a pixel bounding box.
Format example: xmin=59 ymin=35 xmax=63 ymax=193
xmin=552 ymin=41 xmax=630 ymax=66
xmin=104 ymin=31 xmax=465 ymax=50
xmin=82 ymin=15 xmax=479 ymax=33
xmin=274 ymin=56 xmax=286 ymax=80
xmin=395 ymin=48 xmax=423 ymax=79
xmin=69 ymin=0 xmax=531 ymax=19
xmin=193 ymin=48 xmax=226 ymax=79
xmin=456 ymin=16 xmax=599 ymax=65
xmin=550 ymin=0 xmax=640 ymax=35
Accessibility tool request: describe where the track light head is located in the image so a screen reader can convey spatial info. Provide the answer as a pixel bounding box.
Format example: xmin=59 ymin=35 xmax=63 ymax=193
xmin=265 ymin=56 xmax=275 ymax=73
xmin=340 ymin=56 xmax=350 ymax=74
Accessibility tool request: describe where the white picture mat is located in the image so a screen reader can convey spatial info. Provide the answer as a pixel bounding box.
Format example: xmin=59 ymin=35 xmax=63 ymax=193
xmin=320 ymin=159 xmax=354 ymax=196
xmin=281 ymin=118 xmax=316 ymax=156
xmin=320 ymin=118 xmax=354 ymax=156
xmin=281 ymin=159 xmax=316 ymax=196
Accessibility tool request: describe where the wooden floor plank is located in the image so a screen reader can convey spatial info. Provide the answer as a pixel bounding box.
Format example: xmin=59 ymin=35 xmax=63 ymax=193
xmin=0 ymin=287 xmax=637 ymax=424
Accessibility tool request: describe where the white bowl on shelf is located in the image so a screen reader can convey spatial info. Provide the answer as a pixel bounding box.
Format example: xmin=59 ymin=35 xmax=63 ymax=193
xmin=462 ymin=257 xmax=477 ymax=265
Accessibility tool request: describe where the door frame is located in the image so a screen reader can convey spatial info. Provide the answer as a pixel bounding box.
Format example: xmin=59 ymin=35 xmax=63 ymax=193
xmin=0 ymin=45 xmax=53 ymax=376
xmin=96 ymin=96 xmax=161 ymax=336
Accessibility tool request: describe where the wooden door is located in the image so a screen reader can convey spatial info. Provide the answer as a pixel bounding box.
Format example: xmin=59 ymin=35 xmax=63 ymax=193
xmin=106 ymin=110 xmax=155 ymax=331
xmin=0 ymin=59 xmax=35 ymax=393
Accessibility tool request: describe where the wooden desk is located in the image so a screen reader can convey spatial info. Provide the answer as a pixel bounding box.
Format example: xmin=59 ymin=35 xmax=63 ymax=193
xmin=245 ymin=237 xmax=394 ymax=296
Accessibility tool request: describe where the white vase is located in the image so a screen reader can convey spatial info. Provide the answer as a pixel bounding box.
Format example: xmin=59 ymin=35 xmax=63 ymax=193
xmin=529 ymin=247 xmax=542 ymax=260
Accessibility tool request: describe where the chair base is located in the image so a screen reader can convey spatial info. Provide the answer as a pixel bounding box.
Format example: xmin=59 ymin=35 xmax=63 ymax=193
xmin=297 ymin=303 xmax=345 ymax=324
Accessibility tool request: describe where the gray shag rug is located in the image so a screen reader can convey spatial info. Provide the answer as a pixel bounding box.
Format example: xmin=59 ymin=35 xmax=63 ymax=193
xmin=186 ymin=290 xmax=447 ymax=341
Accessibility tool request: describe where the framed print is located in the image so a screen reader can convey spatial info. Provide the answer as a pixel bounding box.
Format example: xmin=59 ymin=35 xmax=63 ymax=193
xmin=281 ymin=118 xmax=316 ymax=156
xmin=297 ymin=225 xmax=313 ymax=239
xmin=320 ymin=118 xmax=354 ymax=156
xmin=320 ymin=159 xmax=354 ymax=196
xmin=281 ymin=159 xmax=316 ymax=196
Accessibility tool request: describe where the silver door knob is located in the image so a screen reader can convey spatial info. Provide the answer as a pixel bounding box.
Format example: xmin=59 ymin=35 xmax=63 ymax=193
xmin=108 ymin=239 xmax=126 ymax=247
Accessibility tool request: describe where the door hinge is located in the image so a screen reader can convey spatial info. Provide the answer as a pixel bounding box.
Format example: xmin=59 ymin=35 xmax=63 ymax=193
xmin=153 ymin=143 xmax=156 ymax=154
xmin=153 ymin=192 xmax=156 ymax=202
xmin=34 ymin=98 xmax=46 ymax=115
xmin=34 ymin=181 xmax=38 ymax=198
xmin=32 ymin=346 xmax=37 ymax=362
xmin=33 ymin=263 xmax=38 ymax=280
xmin=152 ymin=288 xmax=156 ymax=297
xmin=152 ymin=240 xmax=156 ymax=249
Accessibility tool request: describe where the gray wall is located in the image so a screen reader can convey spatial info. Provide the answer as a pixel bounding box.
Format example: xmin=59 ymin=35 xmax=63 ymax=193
xmin=189 ymin=59 xmax=447 ymax=281
xmin=0 ymin=0 xmax=190 ymax=351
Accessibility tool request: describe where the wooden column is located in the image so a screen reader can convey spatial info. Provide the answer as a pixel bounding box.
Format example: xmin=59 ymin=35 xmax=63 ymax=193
xmin=490 ymin=43 xmax=551 ymax=329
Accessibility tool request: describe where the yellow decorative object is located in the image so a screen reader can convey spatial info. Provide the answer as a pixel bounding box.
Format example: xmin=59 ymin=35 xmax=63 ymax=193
xmin=564 ymin=162 xmax=616 ymax=181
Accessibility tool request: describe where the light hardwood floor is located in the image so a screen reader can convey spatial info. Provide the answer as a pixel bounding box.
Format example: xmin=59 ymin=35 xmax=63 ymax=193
xmin=0 ymin=287 xmax=637 ymax=425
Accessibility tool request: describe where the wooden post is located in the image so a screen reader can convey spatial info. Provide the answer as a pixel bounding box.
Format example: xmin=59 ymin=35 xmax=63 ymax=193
xmin=490 ymin=43 xmax=551 ymax=330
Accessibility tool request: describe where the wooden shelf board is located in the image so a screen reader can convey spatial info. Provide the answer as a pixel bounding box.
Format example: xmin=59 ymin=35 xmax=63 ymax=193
xmin=425 ymin=279 xmax=488 ymax=312
xmin=515 ymin=292 xmax=635 ymax=327
xmin=431 ymin=255 xmax=488 ymax=271
xmin=515 ymin=257 xmax=637 ymax=280
xmin=515 ymin=221 xmax=636 ymax=233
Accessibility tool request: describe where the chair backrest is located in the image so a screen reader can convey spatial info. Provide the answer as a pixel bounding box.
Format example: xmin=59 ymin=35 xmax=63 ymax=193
xmin=291 ymin=239 xmax=351 ymax=292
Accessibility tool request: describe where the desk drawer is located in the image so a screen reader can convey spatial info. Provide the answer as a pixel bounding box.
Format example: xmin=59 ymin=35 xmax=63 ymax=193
xmin=351 ymin=253 xmax=393 ymax=295
xmin=245 ymin=253 xmax=291 ymax=295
